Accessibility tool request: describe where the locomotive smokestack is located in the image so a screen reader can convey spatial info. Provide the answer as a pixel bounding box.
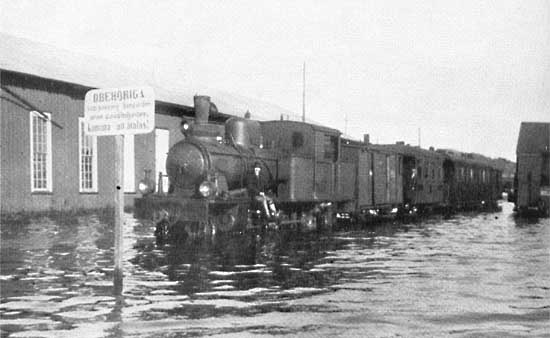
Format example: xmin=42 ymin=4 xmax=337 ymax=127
xmin=363 ymin=134 xmax=370 ymax=144
xmin=194 ymin=95 xmax=211 ymax=125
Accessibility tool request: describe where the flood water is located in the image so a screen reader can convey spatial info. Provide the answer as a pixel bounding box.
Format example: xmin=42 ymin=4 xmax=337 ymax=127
xmin=1 ymin=201 xmax=548 ymax=337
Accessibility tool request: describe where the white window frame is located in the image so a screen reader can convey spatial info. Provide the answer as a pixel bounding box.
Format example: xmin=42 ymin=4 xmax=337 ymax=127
xmin=30 ymin=111 xmax=53 ymax=192
xmin=78 ymin=118 xmax=98 ymax=192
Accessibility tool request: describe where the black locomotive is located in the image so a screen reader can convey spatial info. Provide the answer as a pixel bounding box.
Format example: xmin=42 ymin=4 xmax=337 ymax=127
xmin=135 ymin=95 xmax=502 ymax=240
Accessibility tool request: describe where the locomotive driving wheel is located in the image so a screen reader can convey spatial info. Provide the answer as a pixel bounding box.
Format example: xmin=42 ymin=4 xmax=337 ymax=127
xmin=154 ymin=219 xmax=170 ymax=244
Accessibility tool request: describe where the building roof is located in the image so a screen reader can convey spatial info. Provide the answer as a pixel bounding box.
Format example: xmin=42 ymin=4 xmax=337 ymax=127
xmin=0 ymin=33 xmax=298 ymax=121
xmin=0 ymin=33 xmax=193 ymax=107
xmin=438 ymin=149 xmax=498 ymax=168
xmin=516 ymin=122 xmax=550 ymax=155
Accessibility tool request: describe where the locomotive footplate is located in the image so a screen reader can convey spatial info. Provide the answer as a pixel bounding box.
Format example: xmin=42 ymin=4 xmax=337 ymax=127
xmin=135 ymin=196 xmax=251 ymax=233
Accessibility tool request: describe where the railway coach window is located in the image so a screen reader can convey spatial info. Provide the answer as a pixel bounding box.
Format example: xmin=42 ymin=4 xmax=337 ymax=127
xmin=292 ymin=132 xmax=304 ymax=149
xmin=324 ymin=135 xmax=338 ymax=161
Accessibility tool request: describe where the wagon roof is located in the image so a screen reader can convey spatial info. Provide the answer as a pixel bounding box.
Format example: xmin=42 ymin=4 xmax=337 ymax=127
xmin=516 ymin=122 xmax=550 ymax=155
xmin=261 ymin=120 xmax=341 ymax=135
xmin=438 ymin=149 xmax=498 ymax=168
xmin=372 ymin=143 xmax=444 ymax=159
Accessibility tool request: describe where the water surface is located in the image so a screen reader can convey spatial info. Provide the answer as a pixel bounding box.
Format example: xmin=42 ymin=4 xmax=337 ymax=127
xmin=1 ymin=202 xmax=548 ymax=337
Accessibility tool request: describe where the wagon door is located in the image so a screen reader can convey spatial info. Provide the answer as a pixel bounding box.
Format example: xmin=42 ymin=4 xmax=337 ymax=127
xmin=402 ymin=156 xmax=416 ymax=204
xmin=315 ymin=132 xmax=338 ymax=200
xmin=339 ymin=144 xmax=358 ymax=201
xmin=443 ymin=160 xmax=457 ymax=206
xmin=358 ymin=149 xmax=373 ymax=208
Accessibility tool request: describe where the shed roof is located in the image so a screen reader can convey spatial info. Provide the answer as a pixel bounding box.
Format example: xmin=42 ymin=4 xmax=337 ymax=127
xmin=516 ymin=122 xmax=550 ymax=155
xmin=0 ymin=33 xmax=193 ymax=107
xmin=0 ymin=33 xmax=298 ymax=121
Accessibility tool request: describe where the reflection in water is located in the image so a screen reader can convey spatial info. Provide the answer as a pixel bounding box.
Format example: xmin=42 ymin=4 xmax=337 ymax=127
xmin=1 ymin=202 xmax=549 ymax=337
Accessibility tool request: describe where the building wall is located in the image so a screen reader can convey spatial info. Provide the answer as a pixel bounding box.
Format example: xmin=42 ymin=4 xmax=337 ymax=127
xmin=517 ymin=153 xmax=542 ymax=207
xmin=1 ymin=72 xmax=189 ymax=214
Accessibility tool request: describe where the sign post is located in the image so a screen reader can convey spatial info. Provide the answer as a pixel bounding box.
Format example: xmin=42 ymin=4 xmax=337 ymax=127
xmin=84 ymin=86 xmax=155 ymax=294
xmin=113 ymin=135 xmax=124 ymax=293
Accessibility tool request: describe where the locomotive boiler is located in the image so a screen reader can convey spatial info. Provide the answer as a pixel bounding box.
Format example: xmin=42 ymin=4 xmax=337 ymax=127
xmin=167 ymin=100 xmax=269 ymax=197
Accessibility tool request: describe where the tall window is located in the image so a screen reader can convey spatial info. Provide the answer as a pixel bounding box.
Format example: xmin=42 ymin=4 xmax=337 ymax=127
xmin=79 ymin=118 xmax=98 ymax=192
xmin=30 ymin=111 xmax=52 ymax=192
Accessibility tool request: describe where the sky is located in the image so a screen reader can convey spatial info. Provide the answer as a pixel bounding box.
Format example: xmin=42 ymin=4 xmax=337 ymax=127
xmin=2 ymin=0 xmax=549 ymax=161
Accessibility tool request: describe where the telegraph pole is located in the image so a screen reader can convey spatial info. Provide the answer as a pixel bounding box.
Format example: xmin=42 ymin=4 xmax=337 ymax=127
xmin=345 ymin=114 xmax=348 ymax=135
xmin=302 ymin=62 xmax=306 ymax=122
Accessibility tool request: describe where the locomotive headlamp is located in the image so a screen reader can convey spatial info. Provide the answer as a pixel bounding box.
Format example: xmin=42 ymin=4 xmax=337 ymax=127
xmin=180 ymin=119 xmax=193 ymax=135
xmin=138 ymin=180 xmax=154 ymax=195
xmin=199 ymin=181 xmax=216 ymax=198
xmin=138 ymin=169 xmax=155 ymax=195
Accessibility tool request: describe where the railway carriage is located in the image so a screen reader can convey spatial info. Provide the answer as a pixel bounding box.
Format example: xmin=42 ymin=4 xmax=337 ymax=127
xmin=439 ymin=150 xmax=501 ymax=210
xmin=373 ymin=143 xmax=446 ymax=213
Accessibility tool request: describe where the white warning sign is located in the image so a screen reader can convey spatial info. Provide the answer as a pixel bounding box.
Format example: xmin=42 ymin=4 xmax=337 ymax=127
xmin=84 ymin=86 xmax=155 ymax=136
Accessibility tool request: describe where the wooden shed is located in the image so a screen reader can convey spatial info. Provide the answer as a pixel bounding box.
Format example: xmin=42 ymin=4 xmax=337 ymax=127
xmin=515 ymin=122 xmax=550 ymax=216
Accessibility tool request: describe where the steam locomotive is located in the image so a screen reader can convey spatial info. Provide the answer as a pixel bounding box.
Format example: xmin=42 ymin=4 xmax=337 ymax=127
xmin=135 ymin=95 xmax=502 ymax=240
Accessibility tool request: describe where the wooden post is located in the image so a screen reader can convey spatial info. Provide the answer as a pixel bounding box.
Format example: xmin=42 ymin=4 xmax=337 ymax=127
xmin=114 ymin=134 xmax=124 ymax=294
